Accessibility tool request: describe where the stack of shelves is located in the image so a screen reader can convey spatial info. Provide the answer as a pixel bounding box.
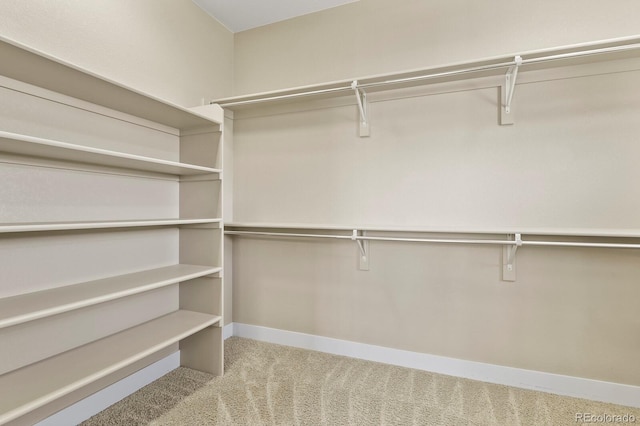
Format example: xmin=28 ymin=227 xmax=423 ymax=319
xmin=0 ymin=36 xmax=223 ymax=425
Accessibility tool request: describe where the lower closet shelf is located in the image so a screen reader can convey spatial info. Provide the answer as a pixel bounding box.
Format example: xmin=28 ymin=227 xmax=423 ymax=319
xmin=0 ymin=264 xmax=222 ymax=329
xmin=0 ymin=310 xmax=222 ymax=425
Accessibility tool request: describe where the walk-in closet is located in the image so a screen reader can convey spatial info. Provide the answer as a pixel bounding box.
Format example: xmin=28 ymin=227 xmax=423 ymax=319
xmin=1 ymin=1 xmax=639 ymax=424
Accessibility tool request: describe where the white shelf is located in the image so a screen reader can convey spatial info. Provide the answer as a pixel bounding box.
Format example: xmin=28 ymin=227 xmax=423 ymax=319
xmin=225 ymin=222 xmax=640 ymax=238
xmin=0 ymin=131 xmax=221 ymax=176
xmin=0 ymin=310 xmax=221 ymax=425
xmin=0 ymin=264 xmax=222 ymax=329
xmin=0 ymin=218 xmax=222 ymax=234
xmin=0 ymin=36 xmax=219 ymax=130
xmin=213 ymin=35 xmax=640 ymax=110
xmin=0 ymin=34 xmax=225 ymax=424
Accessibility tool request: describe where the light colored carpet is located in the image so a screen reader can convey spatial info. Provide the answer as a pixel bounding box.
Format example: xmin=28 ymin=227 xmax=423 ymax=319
xmin=82 ymin=337 xmax=640 ymax=425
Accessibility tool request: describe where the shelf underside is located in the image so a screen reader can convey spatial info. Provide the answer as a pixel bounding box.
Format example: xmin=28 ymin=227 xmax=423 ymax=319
xmin=0 ymin=131 xmax=220 ymax=177
xmin=0 ymin=264 xmax=222 ymax=329
xmin=0 ymin=310 xmax=220 ymax=424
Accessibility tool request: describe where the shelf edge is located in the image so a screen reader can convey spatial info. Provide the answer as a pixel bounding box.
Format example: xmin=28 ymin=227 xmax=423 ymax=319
xmin=0 ymin=131 xmax=221 ymax=177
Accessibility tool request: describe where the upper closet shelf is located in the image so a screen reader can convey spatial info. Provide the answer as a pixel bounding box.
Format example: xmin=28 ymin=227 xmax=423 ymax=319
xmin=0 ymin=36 xmax=219 ymax=130
xmin=212 ymin=35 xmax=640 ymax=133
xmin=213 ymin=35 xmax=640 ymax=109
xmin=0 ymin=131 xmax=221 ymax=176
xmin=0 ymin=218 xmax=221 ymax=234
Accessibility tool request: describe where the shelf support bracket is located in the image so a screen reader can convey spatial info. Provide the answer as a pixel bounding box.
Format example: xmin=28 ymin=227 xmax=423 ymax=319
xmin=500 ymin=56 xmax=522 ymax=125
xmin=352 ymin=80 xmax=370 ymax=137
xmin=352 ymin=229 xmax=370 ymax=270
xmin=502 ymin=233 xmax=522 ymax=281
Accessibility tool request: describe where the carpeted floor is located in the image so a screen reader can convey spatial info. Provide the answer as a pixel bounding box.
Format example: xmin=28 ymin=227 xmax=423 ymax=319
xmin=82 ymin=337 xmax=640 ymax=425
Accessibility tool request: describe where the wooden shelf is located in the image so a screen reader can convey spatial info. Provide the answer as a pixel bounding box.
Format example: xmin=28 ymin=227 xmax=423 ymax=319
xmin=0 ymin=218 xmax=222 ymax=234
xmin=0 ymin=36 xmax=219 ymax=130
xmin=0 ymin=310 xmax=221 ymax=425
xmin=0 ymin=131 xmax=221 ymax=176
xmin=0 ymin=264 xmax=222 ymax=329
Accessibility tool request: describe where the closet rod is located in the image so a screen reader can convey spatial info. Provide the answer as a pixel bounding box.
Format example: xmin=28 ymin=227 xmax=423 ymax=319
xmin=523 ymin=241 xmax=640 ymax=249
xmin=358 ymin=42 xmax=640 ymax=90
xmin=225 ymin=230 xmax=640 ymax=249
xmin=217 ymin=86 xmax=353 ymax=108
xmin=522 ymin=42 xmax=640 ymax=67
xmin=225 ymin=230 xmax=355 ymax=240
xmin=225 ymin=230 xmax=515 ymax=246
xmin=216 ymin=41 xmax=640 ymax=108
xmin=355 ymin=60 xmax=515 ymax=90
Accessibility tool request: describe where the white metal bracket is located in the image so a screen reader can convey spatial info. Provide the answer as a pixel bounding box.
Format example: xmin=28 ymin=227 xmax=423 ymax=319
xmin=500 ymin=56 xmax=522 ymax=125
xmin=352 ymin=80 xmax=370 ymax=137
xmin=502 ymin=233 xmax=522 ymax=281
xmin=352 ymin=229 xmax=370 ymax=270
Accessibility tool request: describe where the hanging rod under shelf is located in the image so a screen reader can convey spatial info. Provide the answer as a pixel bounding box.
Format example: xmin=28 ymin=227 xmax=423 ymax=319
xmin=224 ymin=230 xmax=640 ymax=249
xmin=213 ymin=37 xmax=640 ymax=109
xmin=225 ymin=226 xmax=640 ymax=280
xmin=225 ymin=230 xmax=353 ymax=240
xmin=224 ymin=230 xmax=516 ymax=246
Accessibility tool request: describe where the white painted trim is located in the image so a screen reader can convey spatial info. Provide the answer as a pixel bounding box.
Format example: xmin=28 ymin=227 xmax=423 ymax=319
xmin=35 ymin=352 xmax=180 ymax=426
xmin=231 ymin=323 xmax=640 ymax=409
xmin=223 ymin=322 xmax=235 ymax=340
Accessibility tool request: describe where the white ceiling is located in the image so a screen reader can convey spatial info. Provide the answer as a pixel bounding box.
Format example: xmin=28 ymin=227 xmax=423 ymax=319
xmin=192 ymin=0 xmax=359 ymax=33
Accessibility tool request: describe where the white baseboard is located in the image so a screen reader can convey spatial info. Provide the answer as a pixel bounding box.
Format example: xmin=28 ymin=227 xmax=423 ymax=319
xmin=231 ymin=322 xmax=640 ymax=409
xmin=35 ymin=352 xmax=180 ymax=426
xmin=223 ymin=322 xmax=235 ymax=340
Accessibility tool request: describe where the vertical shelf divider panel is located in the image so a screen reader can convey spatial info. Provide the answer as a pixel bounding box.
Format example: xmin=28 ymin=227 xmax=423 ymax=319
xmin=0 ymin=36 xmax=224 ymax=425
xmin=179 ymin=106 xmax=225 ymax=375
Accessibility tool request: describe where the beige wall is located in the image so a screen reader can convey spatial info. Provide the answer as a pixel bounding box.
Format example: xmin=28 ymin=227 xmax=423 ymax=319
xmin=234 ymin=0 xmax=640 ymax=95
xmin=232 ymin=70 xmax=640 ymax=229
xmin=0 ymin=0 xmax=233 ymax=107
xmin=229 ymin=1 xmax=640 ymax=386
xmin=230 ymin=66 xmax=640 ymax=385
